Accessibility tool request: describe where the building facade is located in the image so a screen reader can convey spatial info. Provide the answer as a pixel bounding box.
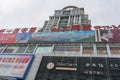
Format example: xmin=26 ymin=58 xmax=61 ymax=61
xmin=0 ymin=6 xmax=120 ymax=80
xmin=44 ymin=6 xmax=91 ymax=31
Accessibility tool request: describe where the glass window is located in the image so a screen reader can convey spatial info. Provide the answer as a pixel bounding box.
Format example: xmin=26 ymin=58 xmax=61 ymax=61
xmin=53 ymin=46 xmax=80 ymax=52
xmin=83 ymin=47 xmax=93 ymax=54
xmin=83 ymin=43 xmax=93 ymax=54
xmin=0 ymin=45 xmax=6 ymax=53
xmin=97 ymin=47 xmax=107 ymax=54
xmin=63 ymin=10 xmax=70 ymax=15
xmin=16 ymin=45 xmax=27 ymax=53
xmin=110 ymin=47 xmax=120 ymax=54
xmin=35 ymin=46 xmax=53 ymax=54
xmin=3 ymin=45 xmax=19 ymax=53
xmin=96 ymin=43 xmax=107 ymax=54
xmin=26 ymin=44 xmax=36 ymax=53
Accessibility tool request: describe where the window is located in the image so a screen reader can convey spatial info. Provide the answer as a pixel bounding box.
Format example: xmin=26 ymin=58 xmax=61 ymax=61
xmin=97 ymin=47 xmax=107 ymax=54
xmin=26 ymin=44 xmax=36 ymax=53
xmin=83 ymin=47 xmax=93 ymax=54
xmin=63 ymin=10 xmax=70 ymax=15
xmin=83 ymin=43 xmax=93 ymax=54
xmin=0 ymin=45 xmax=6 ymax=53
xmin=16 ymin=44 xmax=27 ymax=53
xmin=35 ymin=46 xmax=53 ymax=54
xmin=96 ymin=43 xmax=107 ymax=54
xmin=53 ymin=46 xmax=80 ymax=54
xmin=110 ymin=47 xmax=120 ymax=54
xmin=3 ymin=45 xmax=19 ymax=53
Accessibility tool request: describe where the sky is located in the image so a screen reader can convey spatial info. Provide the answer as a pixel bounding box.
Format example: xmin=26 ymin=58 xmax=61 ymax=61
xmin=0 ymin=0 xmax=120 ymax=29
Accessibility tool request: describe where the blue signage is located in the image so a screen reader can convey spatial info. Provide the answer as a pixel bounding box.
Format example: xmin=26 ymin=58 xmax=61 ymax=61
xmin=16 ymin=32 xmax=32 ymax=43
xmin=28 ymin=30 xmax=95 ymax=42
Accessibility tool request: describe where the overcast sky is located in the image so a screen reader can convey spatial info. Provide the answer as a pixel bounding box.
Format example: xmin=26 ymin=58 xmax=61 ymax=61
xmin=0 ymin=0 xmax=120 ymax=29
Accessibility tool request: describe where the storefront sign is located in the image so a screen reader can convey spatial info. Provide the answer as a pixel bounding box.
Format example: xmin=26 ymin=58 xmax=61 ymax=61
xmin=0 ymin=54 xmax=34 ymax=79
xmin=35 ymin=56 xmax=120 ymax=80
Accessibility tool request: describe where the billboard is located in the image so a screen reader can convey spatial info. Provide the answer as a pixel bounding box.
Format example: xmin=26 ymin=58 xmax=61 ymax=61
xmin=0 ymin=34 xmax=16 ymax=44
xmin=16 ymin=32 xmax=32 ymax=43
xmin=100 ymin=29 xmax=120 ymax=42
xmin=0 ymin=32 xmax=32 ymax=44
xmin=0 ymin=54 xmax=34 ymax=79
xmin=28 ymin=30 xmax=95 ymax=42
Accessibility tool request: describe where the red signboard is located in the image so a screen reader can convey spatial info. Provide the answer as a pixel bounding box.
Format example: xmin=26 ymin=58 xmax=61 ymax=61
xmin=0 ymin=34 xmax=16 ymax=44
xmin=0 ymin=54 xmax=34 ymax=79
xmin=94 ymin=25 xmax=120 ymax=29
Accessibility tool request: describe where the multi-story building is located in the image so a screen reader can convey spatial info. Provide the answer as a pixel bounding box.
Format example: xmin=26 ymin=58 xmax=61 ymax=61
xmin=44 ymin=6 xmax=91 ymax=31
xmin=0 ymin=6 xmax=120 ymax=80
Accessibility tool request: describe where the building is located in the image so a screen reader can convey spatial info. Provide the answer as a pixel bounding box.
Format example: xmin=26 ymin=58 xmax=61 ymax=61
xmin=43 ymin=6 xmax=91 ymax=31
xmin=0 ymin=6 xmax=120 ymax=80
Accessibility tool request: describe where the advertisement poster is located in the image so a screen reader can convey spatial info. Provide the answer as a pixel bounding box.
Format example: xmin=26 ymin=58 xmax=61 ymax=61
xmin=28 ymin=30 xmax=95 ymax=42
xmin=100 ymin=29 xmax=120 ymax=42
xmin=0 ymin=34 xmax=16 ymax=44
xmin=16 ymin=32 xmax=32 ymax=43
xmin=0 ymin=54 xmax=34 ymax=79
xmin=0 ymin=32 xmax=32 ymax=44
